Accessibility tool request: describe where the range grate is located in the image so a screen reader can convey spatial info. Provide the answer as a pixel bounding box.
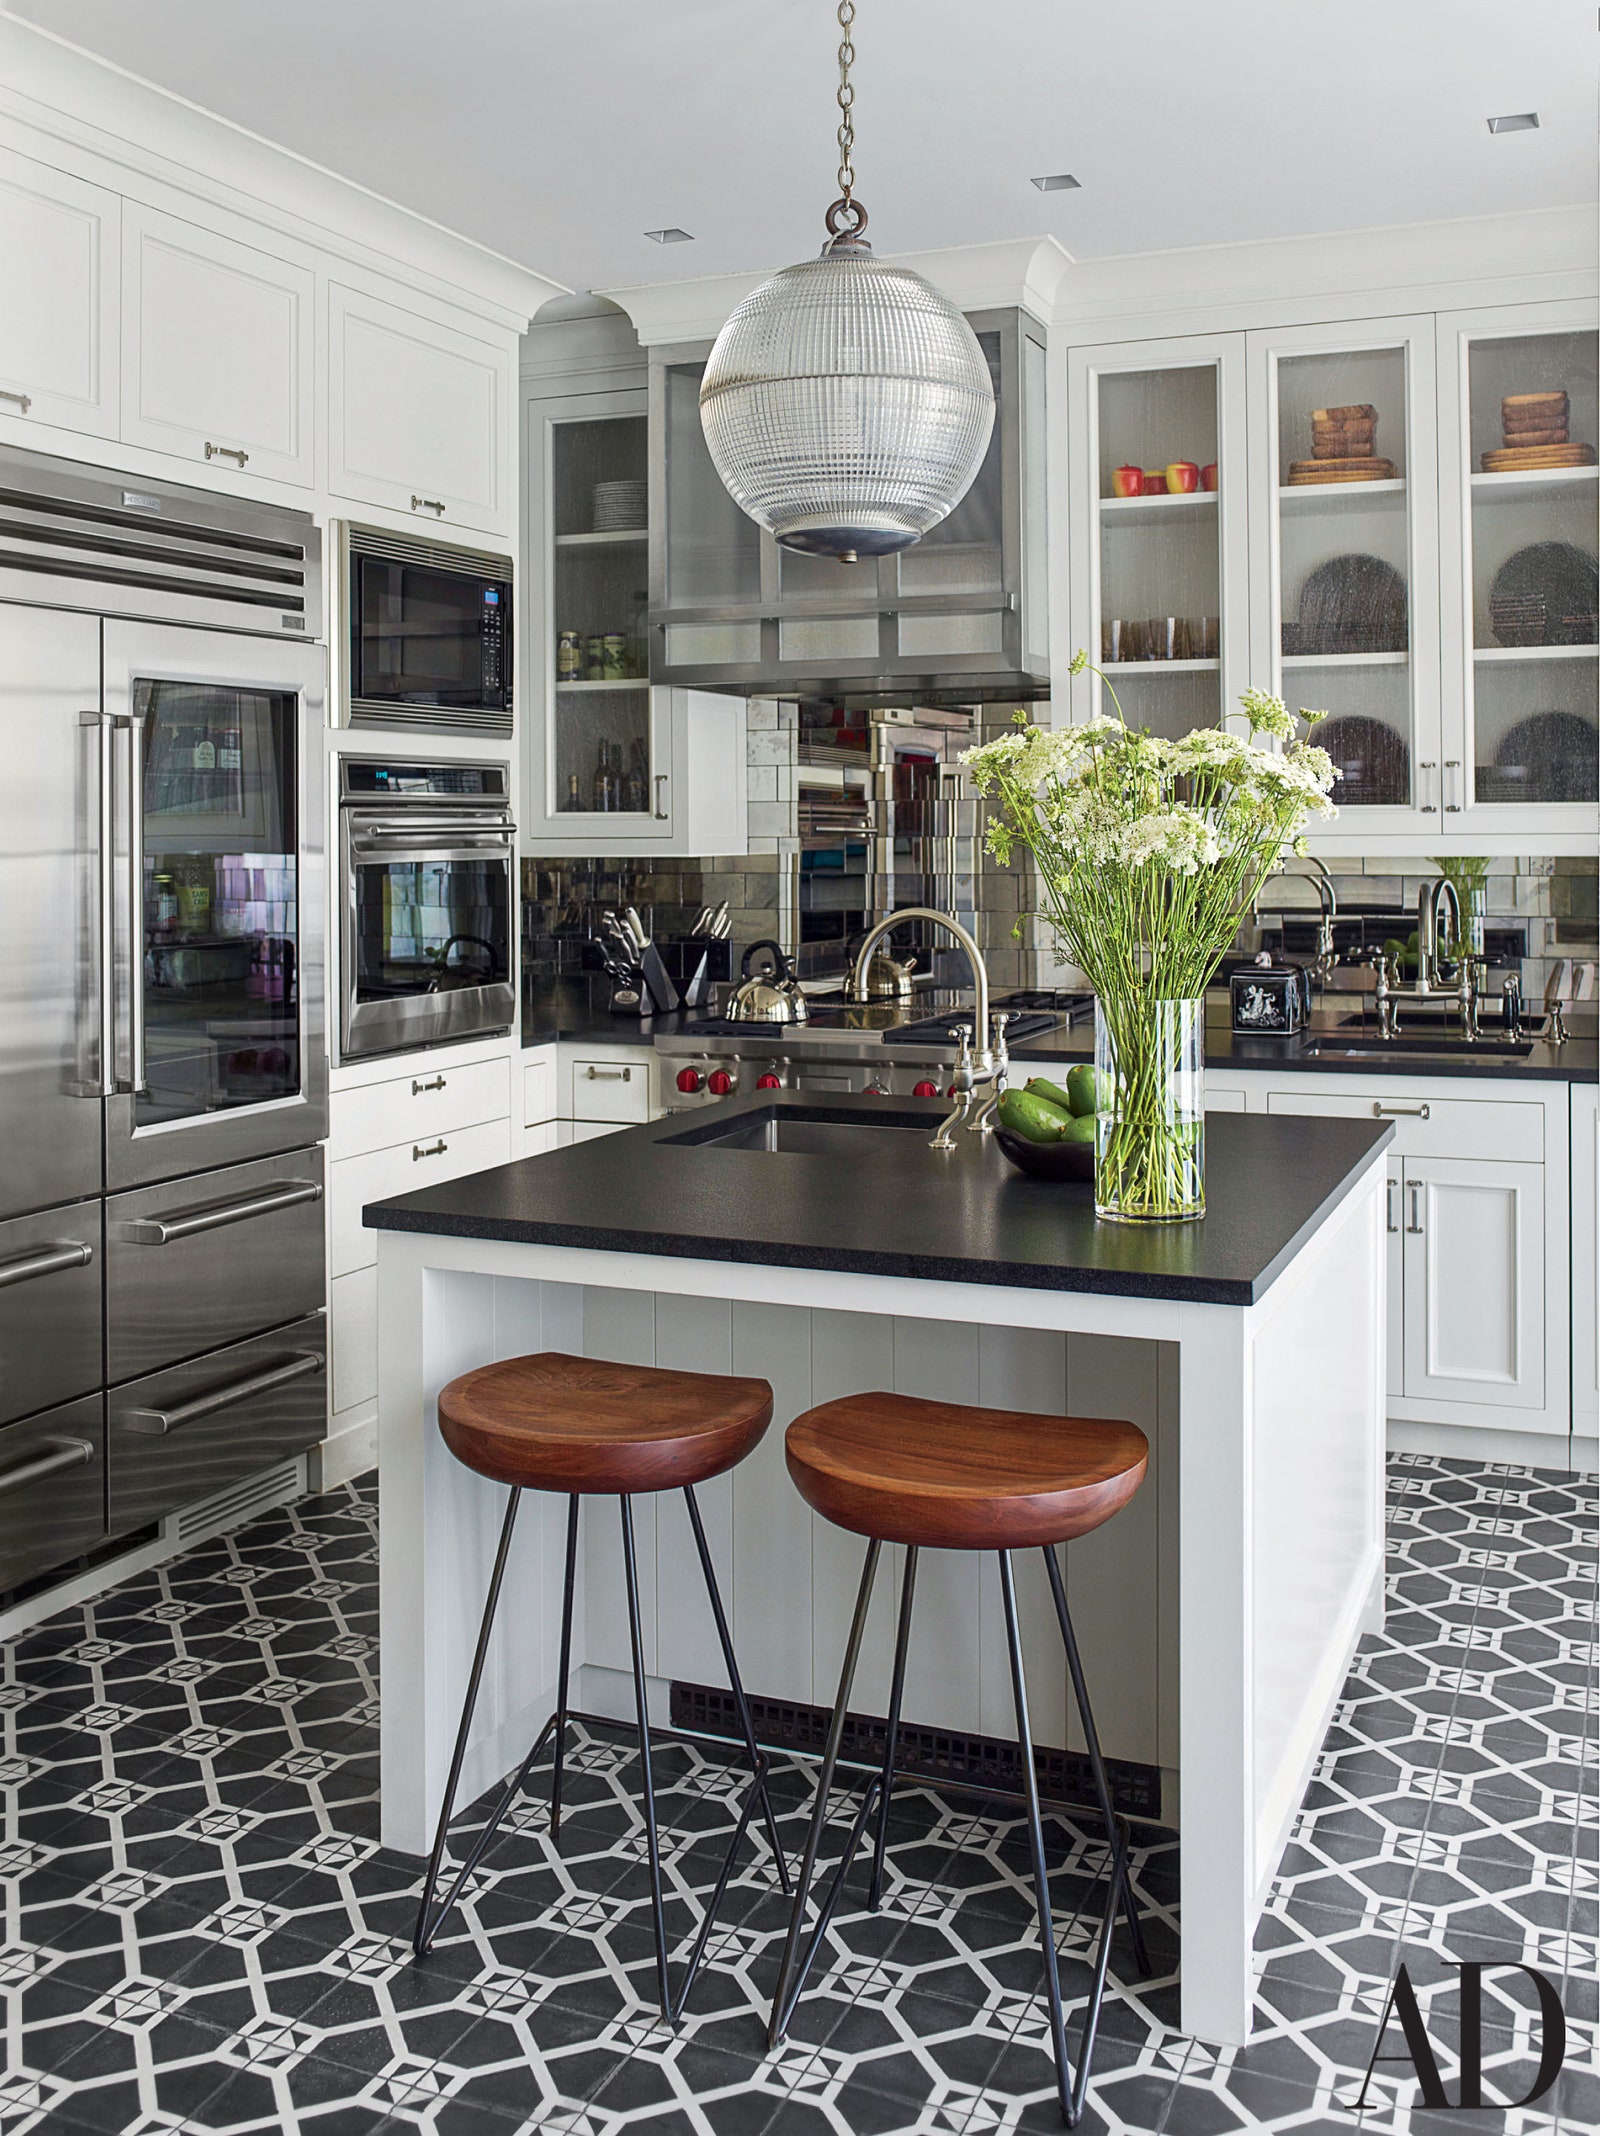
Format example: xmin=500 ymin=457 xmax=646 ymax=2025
xmin=669 ymin=1680 xmax=1162 ymax=1820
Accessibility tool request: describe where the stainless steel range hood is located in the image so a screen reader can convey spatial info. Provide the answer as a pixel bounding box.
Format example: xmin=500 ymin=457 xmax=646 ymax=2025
xmin=647 ymin=309 xmax=1049 ymax=706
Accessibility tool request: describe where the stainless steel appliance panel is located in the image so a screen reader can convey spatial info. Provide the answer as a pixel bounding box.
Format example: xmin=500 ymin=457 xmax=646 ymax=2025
xmin=0 ymin=1393 xmax=106 ymax=1591
xmin=106 ymin=1146 xmax=324 ymax=1385
xmin=101 ymin=620 xmax=326 ymax=1190
xmin=337 ymin=523 xmax=512 ymax=735
xmin=108 ymin=1312 xmax=325 ymax=1536
xmin=0 ymin=603 xmax=105 ymax=1221
xmin=0 ymin=1202 xmax=102 ymax=1427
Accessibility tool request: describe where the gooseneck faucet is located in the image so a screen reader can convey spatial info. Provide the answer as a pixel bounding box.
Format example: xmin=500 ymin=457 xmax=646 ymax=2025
xmin=1374 ymin=877 xmax=1478 ymax=1040
xmin=851 ymin=907 xmax=1000 ymax=1149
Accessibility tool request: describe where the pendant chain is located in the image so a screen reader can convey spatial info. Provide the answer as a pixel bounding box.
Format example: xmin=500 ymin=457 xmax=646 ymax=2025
xmin=835 ymin=0 xmax=856 ymax=208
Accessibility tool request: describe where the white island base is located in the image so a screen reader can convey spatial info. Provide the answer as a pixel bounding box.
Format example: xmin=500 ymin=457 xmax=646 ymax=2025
xmin=376 ymin=1156 xmax=1386 ymax=2048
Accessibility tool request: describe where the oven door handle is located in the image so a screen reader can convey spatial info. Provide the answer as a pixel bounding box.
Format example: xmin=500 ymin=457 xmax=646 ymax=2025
xmin=344 ymin=814 xmax=515 ymax=837
xmin=349 ymin=839 xmax=517 ymax=869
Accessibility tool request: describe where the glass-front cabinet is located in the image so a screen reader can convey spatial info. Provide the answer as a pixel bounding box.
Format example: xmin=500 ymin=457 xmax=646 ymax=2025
xmin=1246 ymin=318 xmax=1438 ymax=823
xmin=1439 ymin=303 xmax=1598 ymax=832
xmin=523 ymin=386 xmax=672 ymax=844
xmin=649 ymin=309 xmax=1049 ymax=707
xmin=1065 ymin=335 xmax=1249 ymax=739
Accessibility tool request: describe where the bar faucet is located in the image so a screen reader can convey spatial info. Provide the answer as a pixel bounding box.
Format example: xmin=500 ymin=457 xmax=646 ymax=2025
xmin=852 ymin=907 xmax=999 ymax=1149
xmin=1373 ymin=878 xmax=1479 ymax=1040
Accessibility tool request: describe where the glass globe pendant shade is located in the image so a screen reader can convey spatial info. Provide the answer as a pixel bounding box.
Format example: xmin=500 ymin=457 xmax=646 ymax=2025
xmin=698 ymin=238 xmax=996 ymax=561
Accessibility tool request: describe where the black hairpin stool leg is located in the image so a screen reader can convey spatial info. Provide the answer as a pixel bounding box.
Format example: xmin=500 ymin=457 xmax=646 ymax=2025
xmin=768 ymin=1538 xmax=885 ymax=2047
xmin=1042 ymin=1545 xmax=1150 ymax=1977
xmin=414 ymin=1488 xmax=581 ymax=1958
xmin=867 ymin=1546 xmax=918 ymax=1908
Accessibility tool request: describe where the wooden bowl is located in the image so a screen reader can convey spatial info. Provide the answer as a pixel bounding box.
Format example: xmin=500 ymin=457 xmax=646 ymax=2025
xmin=993 ymin=1125 xmax=1095 ymax=1183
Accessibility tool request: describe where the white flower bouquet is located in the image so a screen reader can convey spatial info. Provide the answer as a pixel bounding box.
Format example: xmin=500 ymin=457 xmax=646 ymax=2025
xmin=962 ymin=660 xmax=1339 ymax=1219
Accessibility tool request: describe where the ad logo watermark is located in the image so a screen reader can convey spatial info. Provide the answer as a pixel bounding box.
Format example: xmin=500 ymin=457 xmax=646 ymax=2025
xmin=1353 ymin=1962 xmax=1567 ymax=2112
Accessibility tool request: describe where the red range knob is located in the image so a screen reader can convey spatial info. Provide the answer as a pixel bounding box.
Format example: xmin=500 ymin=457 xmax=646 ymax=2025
xmin=947 ymin=1084 xmax=959 ymax=1099
xmin=707 ymin=1069 xmax=735 ymax=1097
xmin=675 ymin=1068 xmax=703 ymax=1094
xmin=912 ymin=1080 xmax=938 ymax=1098
xmin=756 ymin=1072 xmax=782 ymax=1090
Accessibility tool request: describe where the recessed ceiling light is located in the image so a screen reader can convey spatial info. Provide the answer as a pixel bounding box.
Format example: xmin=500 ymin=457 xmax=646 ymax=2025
xmin=1486 ymin=112 xmax=1540 ymax=133
xmin=646 ymin=227 xmax=694 ymax=243
xmin=1031 ymin=173 xmax=1081 ymax=193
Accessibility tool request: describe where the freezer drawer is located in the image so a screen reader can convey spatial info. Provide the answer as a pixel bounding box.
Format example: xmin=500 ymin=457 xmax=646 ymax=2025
xmin=108 ymin=1311 xmax=326 ymax=1535
xmin=0 ymin=1394 xmax=107 ymax=1592
xmin=106 ymin=1147 xmax=325 ymax=1384
xmin=0 ymin=1201 xmax=102 ymax=1427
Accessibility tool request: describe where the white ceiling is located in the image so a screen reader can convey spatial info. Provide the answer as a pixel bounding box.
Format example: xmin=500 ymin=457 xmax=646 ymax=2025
xmin=7 ymin=0 xmax=1595 ymax=298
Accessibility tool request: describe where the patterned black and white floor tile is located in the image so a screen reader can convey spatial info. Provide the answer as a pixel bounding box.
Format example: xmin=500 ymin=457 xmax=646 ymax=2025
xmin=0 ymin=1453 xmax=1591 ymax=2136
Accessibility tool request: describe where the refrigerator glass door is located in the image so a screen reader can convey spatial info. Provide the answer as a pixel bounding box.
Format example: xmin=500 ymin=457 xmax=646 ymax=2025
xmin=102 ymin=623 xmax=326 ymax=1190
xmin=0 ymin=604 xmax=105 ymax=1223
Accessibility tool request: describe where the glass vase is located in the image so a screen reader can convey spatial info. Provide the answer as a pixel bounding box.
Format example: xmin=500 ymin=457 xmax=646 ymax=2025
xmin=1093 ymin=997 xmax=1206 ymax=1223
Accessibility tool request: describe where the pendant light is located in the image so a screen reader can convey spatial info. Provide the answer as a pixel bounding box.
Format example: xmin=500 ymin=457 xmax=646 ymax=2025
xmin=698 ymin=0 xmax=995 ymax=563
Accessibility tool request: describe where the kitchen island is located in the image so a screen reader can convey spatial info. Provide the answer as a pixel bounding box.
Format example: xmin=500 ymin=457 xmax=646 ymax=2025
xmin=368 ymin=1094 xmax=1392 ymax=2046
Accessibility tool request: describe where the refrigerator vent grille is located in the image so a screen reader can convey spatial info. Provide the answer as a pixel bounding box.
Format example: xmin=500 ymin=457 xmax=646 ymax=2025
xmin=347 ymin=697 xmax=514 ymax=737
xmin=172 ymin=1457 xmax=306 ymax=1545
xmin=668 ymin=1681 xmax=1162 ymax=1820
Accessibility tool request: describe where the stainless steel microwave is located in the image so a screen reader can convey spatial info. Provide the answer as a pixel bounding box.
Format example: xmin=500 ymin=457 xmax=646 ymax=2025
xmin=338 ymin=523 xmax=512 ymax=736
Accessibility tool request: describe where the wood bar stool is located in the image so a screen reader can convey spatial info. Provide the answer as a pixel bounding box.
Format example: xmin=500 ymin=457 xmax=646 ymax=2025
xmin=769 ymin=1391 xmax=1153 ymax=2128
xmin=413 ymin=1350 xmax=789 ymax=2025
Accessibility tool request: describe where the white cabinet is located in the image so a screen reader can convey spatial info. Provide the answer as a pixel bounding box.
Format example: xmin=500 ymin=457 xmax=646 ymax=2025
xmin=1399 ymin=1157 xmax=1546 ymax=1413
xmin=1261 ymin=1074 xmax=1569 ymax=1436
xmin=329 ymin=283 xmax=512 ymax=536
xmin=0 ymin=146 xmax=119 ymax=439
xmin=556 ymin=1041 xmax=661 ymax=1139
xmin=1573 ymin=1084 xmax=1598 ymax=1437
xmin=120 ymin=205 xmax=313 ymax=485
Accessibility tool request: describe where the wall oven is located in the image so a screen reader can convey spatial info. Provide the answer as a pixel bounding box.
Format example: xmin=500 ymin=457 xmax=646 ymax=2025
xmin=338 ymin=523 xmax=512 ymax=736
xmin=339 ymin=759 xmax=517 ymax=1063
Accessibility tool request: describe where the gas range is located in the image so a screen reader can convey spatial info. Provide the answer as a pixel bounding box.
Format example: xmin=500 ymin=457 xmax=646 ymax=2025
xmin=658 ymin=989 xmax=1092 ymax=1108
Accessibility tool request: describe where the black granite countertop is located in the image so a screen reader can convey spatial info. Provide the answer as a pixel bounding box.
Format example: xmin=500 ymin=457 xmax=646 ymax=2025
xmin=365 ymin=1090 xmax=1393 ymax=1308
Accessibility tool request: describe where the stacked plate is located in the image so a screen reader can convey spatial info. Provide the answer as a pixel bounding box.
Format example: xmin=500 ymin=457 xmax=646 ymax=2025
xmin=593 ymin=479 xmax=647 ymax=532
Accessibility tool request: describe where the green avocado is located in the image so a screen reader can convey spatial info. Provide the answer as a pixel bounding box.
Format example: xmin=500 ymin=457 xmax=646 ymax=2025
xmin=1024 ymin=1075 xmax=1076 ymax=1115
xmin=1059 ymin=1112 xmax=1097 ymax=1145
xmin=1064 ymin=1064 xmax=1107 ymax=1117
xmin=998 ymin=1088 xmax=1072 ymax=1144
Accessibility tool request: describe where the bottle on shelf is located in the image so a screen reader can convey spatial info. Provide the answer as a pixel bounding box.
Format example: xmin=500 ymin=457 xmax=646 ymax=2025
xmin=191 ymin=724 xmax=216 ymax=771
xmin=562 ymin=772 xmax=582 ymax=812
xmin=216 ymin=724 xmax=242 ymax=774
xmin=591 ymin=740 xmax=611 ymax=813
xmin=624 ymin=740 xmax=648 ymax=813
xmin=557 ymin=630 xmax=581 ymax=682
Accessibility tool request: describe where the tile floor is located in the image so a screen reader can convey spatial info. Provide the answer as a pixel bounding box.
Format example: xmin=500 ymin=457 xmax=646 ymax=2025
xmin=0 ymin=1453 xmax=1592 ymax=2136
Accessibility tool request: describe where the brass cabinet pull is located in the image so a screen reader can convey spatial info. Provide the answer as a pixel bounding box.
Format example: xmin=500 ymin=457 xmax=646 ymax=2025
xmin=204 ymin=442 xmax=249 ymax=467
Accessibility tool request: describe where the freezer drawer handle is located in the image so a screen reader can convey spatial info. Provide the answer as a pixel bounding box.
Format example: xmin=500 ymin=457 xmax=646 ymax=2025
xmin=0 ymin=1435 xmax=94 ymax=1497
xmin=0 ymin=1241 xmax=94 ymax=1291
xmin=1373 ymin=1101 xmax=1430 ymax=1120
xmin=122 ymin=1350 xmax=324 ymax=1436
xmin=123 ymin=1179 xmax=323 ymax=1245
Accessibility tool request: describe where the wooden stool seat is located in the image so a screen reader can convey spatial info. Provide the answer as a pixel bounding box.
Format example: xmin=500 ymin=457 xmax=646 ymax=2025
xmin=438 ymin=1351 xmax=773 ymax=1496
xmin=785 ymin=1391 xmax=1148 ymax=1551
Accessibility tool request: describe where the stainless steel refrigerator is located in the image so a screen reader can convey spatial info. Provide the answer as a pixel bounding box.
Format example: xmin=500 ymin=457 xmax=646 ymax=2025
xmin=0 ymin=447 xmax=328 ymax=1598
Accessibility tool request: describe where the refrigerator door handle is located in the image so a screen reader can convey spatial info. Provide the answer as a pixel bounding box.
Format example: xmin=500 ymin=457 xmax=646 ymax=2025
xmin=124 ymin=708 xmax=148 ymax=1098
xmin=121 ymin=1349 xmax=324 ymax=1435
xmin=77 ymin=709 xmax=117 ymax=1098
xmin=122 ymin=1179 xmax=323 ymax=1245
xmin=0 ymin=1437 xmax=95 ymax=1497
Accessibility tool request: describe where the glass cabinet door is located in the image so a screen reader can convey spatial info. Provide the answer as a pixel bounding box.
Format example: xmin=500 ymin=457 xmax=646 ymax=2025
xmin=1455 ymin=321 xmax=1598 ymax=813
xmin=657 ymin=357 xmax=764 ymax=679
xmin=1253 ymin=324 xmax=1436 ymax=813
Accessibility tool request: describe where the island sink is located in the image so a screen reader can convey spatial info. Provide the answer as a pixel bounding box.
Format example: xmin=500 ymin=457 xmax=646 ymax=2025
xmin=660 ymin=1101 xmax=933 ymax=1157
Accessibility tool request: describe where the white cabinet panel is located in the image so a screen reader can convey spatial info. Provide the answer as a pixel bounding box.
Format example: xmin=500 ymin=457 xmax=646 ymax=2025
xmin=330 ymin=1266 xmax=378 ymax=1415
xmin=568 ymin=1058 xmax=651 ymax=1122
xmin=1572 ymin=1086 xmax=1598 ymax=1435
xmin=1402 ymin=1157 xmax=1545 ymax=1413
xmin=329 ymin=1118 xmax=510 ymax=1276
xmin=328 ymin=1056 xmax=510 ymax=1160
xmin=0 ymin=147 xmax=118 ymax=438
xmin=329 ymin=284 xmax=511 ymax=535
xmin=1264 ymin=1086 xmax=1543 ymax=1163
xmin=522 ymin=1050 xmax=558 ymax=1127
xmin=121 ymin=206 xmax=313 ymax=485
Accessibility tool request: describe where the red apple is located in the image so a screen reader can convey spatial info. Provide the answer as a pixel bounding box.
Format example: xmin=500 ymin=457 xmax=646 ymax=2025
xmin=1111 ymin=464 xmax=1144 ymax=498
xmin=1166 ymin=460 xmax=1200 ymax=494
xmin=1201 ymin=461 xmax=1219 ymax=491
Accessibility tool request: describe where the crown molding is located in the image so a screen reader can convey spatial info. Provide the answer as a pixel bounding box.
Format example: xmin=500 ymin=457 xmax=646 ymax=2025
xmin=0 ymin=14 xmax=567 ymax=332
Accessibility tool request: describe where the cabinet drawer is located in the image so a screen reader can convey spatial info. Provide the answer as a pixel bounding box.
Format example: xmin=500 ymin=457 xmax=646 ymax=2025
xmin=330 ymin=1118 xmax=510 ymax=1276
xmin=1264 ymin=1087 xmax=1543 ymax=1162
xmin=0 ymin=1201 xmax=102 ymax=1427
xmin=523 ymin=1051 xmax=558 ymax=1127
xmin=330 ymin=1266 xmax=377 ymax=1416
xmin=0 ymin=1394 xmax=106 ymax=1591
xmin=570 ymin=1058 xmax=650 ymax=1122
xmin=107 ymin=1148 xmax=325 ymax=1384
xmin=109 ymin=1314 xmax=326 ymax=1536
xmin=330 ymin=1057 xmax=510 ymax=1160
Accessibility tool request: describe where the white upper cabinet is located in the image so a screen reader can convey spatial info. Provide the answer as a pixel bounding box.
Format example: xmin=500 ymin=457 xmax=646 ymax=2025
xmin=120 ymin=204 xmax=313 ymax=485
xmin=0 ymin=146 xmax=119 ymax=439
xmin=328 ymin=284 xmax=512 ymax=536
